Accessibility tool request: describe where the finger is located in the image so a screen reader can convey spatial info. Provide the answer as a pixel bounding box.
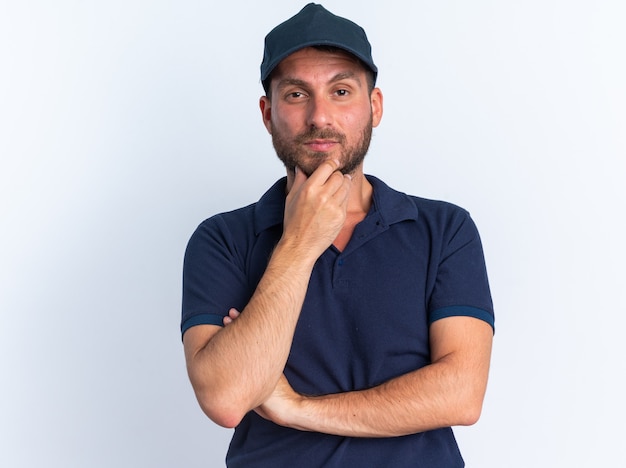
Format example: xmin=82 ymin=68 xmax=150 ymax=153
xmin=223 ymin=308 xmax=241 ymax=326
xmin=320 ymin=168 xmax=351 ymax=200
xmin=306 ymin=159 xmax=342 ymax=186
xmin=330 ymin=173 xmax=353 ymax=203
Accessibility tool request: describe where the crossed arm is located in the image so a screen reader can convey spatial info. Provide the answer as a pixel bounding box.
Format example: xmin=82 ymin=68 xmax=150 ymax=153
xmin=183 ymin=160 xmax=493 ymax=435
xmin=227 ymin=309 xmax=493 ymax=437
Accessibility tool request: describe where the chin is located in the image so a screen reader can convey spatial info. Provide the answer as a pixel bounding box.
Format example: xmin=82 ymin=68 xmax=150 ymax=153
xmin=299 ymin=155 xmax=335 ymax=177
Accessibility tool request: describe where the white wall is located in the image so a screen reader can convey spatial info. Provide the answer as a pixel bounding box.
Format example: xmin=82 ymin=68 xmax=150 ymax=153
xmin=1 ymin=1 xmax=624 ymax=466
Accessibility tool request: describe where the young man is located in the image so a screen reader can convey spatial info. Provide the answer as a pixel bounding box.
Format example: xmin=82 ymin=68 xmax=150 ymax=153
xmin=182 ymin=4 xmax=494 ymax=467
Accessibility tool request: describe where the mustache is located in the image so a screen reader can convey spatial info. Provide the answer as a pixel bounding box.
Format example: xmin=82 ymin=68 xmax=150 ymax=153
xmin=294 ymin=128 xmax=346 ymax=145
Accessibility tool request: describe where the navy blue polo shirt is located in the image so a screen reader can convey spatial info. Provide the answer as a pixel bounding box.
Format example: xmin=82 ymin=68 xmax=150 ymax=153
xmin=182 ymin=175 xmax=494 ymax=467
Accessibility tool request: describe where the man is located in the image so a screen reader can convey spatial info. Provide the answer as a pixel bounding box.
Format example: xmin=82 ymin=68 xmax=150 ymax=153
xmin=182 ymin=3 xmax=494 ymax=467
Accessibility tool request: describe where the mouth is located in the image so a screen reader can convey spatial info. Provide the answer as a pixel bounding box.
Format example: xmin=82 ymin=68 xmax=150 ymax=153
xmin=304 ymin=139 xmax=339 ymax=152
xmin=295 ymin=128 xmax=345 ymax=153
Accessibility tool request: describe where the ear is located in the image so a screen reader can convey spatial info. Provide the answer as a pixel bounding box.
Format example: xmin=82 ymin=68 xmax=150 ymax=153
xmin=370 ymin=88 xmax=384 ymax=128
xmin=259 ymin=96 xmax=272 ymax=134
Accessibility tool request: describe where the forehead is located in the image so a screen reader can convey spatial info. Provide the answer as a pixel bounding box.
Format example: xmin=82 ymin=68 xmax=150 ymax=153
xmin=272 ymin=47 xmax=367 ymax=81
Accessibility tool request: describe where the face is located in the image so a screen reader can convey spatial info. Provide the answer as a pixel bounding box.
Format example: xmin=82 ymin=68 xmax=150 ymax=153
xmin=260 ymin=47 xmax=383 ymax=177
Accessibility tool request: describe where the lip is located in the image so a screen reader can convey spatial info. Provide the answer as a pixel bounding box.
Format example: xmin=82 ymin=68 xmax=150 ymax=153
xmin=305 ymin=139 xmax=338 ymax=152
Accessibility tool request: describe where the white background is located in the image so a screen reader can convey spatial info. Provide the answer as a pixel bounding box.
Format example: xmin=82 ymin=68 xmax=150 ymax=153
xmin=1 ymin=1 xmax=625 ymax=466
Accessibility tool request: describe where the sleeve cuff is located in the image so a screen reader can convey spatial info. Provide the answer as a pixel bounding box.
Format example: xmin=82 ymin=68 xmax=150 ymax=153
xmin=429 ymin=305 xmax=495 ymax=332
xmin=181 ymin=313 xmax=225 ymax=338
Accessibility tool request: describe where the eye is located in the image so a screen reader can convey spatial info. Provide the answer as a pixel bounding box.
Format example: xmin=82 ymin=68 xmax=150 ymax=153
xmin=284 ymin=90 xmax=308 ymax=102
xmin=335 ymin=88 xmax=349 ymax=97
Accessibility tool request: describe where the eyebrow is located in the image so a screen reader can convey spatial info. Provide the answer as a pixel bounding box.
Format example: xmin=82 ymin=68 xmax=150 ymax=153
xmin=275 ymin=71 xmax=363 ymax=91
xmin=330 ymin=71 xmax=362 ymax=85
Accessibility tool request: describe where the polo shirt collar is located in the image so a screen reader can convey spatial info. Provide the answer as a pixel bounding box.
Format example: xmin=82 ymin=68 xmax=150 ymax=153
xmin=253 ymin=175 xmax=419 ymax=236
xmin=367 ymin=175 xmax=419 ymax=226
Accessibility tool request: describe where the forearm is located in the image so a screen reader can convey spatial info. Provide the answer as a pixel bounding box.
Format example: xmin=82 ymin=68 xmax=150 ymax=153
xmin=258 ymin=317 xmax=493 ymax=437
xmin=186 ymin=239 xmax=316 ymax=427
xmin=185 ymin=161 xmax=352 ymax=427
xmin=287 ymin=358 xmax=486 ymax=437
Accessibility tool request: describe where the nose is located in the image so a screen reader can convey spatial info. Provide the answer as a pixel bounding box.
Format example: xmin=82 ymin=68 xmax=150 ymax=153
xmin=306 ymin=95 xmax=333 ymax=128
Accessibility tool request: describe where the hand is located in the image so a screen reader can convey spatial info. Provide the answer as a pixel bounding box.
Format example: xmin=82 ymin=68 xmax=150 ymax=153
xmin=254 ymin=373 xmax=301 ymax=428
xmin=282 ymin=160 xmax=352 ymax=260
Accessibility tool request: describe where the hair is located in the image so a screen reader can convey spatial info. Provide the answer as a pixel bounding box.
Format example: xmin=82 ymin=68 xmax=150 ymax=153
xmin=262 ymin=45 xmax=376 ymax=100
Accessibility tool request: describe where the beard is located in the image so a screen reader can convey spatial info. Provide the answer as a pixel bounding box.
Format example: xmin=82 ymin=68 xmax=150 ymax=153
xmin=271 ymin=115 xmax=373 ymax=177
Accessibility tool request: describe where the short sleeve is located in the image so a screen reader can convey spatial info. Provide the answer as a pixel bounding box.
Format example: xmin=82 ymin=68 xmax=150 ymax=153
xmin=181 ymin=215 xmax=253 ymax=337
xmin=428 ymin=210 xmax=495 ymax=331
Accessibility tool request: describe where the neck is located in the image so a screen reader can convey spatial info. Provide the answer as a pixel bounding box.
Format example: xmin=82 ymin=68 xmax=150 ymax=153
xmin=345 ymin=169 xmax=373 ymax=217
xmin=335 ymin=168 xmax=372 ymax=251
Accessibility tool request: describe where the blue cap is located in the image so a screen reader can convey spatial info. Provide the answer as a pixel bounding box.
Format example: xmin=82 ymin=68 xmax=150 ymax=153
xmin=260 ymin=3 xmax=378 ymax=87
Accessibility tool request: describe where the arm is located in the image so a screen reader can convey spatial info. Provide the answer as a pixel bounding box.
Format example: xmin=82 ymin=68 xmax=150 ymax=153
xmin=183 ymin=161 xmax=351 ymax=429
xmin=255 ymin=316 xmax=493 ymax=437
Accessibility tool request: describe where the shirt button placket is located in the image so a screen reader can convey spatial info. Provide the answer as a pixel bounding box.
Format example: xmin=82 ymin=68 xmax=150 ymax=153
xmin=333 ymin=257 xmax=345 ymax=288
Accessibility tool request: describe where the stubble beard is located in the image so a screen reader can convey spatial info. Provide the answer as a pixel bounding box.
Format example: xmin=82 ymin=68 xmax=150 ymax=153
xmin=271 ymin=115 xmax=373 ymax=177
